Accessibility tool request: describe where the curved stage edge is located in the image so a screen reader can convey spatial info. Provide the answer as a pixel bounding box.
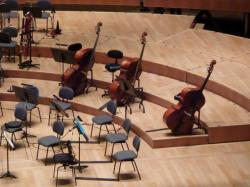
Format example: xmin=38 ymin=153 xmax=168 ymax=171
xmin=30 ymin=46 xmax=250 ymax=112
xmin=3 ymin=45 xmax=250 ymax=148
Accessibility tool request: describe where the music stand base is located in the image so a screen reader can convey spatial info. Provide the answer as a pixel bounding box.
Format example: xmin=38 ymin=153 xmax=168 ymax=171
xmin=70 ymin=165 xmax=88 ymax=173
xmin=0 ymin=171 xmax=17 ymax=179
xmin=19 ymin=60 xmax=40 ymax=69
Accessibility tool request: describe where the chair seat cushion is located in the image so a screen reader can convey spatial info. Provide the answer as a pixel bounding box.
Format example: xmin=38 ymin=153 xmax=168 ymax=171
xmin=5 ymin=121 xmax=22 ymax=129
xmin=41 ymin=12 xmax=50 ymax=19
xmin=16 ymin=102 xmax=36 ymax=110
xmin=92 ymin=115 xmax=113 ymax=124
xmin=0 ymin=41 xmax=16 ymax=48
xmin=113 ymin=150 xmax=137 ymax=161
xmin=106 ymin=133 xmax=127 ymax=143
xmin=38 ymin=135 xmax=60 ymax=147
xmin=3 ymin=12 xmax=19 ymax=19
xmin=53 ymin=153 xmax=76 ymax=165
xmin=50 ymin=101 xmax=71 ymax=111
xmin=105 ymin=63 xmax=120 ymax=72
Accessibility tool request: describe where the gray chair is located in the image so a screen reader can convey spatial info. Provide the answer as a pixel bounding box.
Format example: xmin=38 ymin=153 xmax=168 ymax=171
xmin=0 ymin=107 xmax=29 ymax=147
xmin=0 ymin=32 xmax=17 ymax=62
xmin=36 ymin=121 xmax=64 ymax=165
xmin=90 ymin=100 xmax=117 ymax=142
xmin=35 ymin=0 xmax=53 ymax=32
xmin=48 ymin=86 xmax=75 ymax=125
xmin=53 ymin=141 xmax=77 ymax=186
xmin=113 ymin=136 xmax=141 ymax=180
xmin=14 ymin=84 xmax=42 ymax=126
xmin=104 ymin=118 xmax=132 ymax=160
xmin=2 ymin=0 xmax=20 ymax=30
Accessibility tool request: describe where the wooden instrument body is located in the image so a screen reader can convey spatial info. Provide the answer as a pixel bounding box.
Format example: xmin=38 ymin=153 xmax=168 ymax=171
xmin=63 ymin=48 xmax=92 ymax=95
xmin=163 ymin=60 xmax=216 ymax=135
xmin=108 ymin=32 xmax=147 ymax=105
xmin=62 ymin=22 xmax=102 ymax=96
xmin=163 ymin=88 xmax=205 ymax=135
xmin=108 ymin=58 xmax=141 ymax=105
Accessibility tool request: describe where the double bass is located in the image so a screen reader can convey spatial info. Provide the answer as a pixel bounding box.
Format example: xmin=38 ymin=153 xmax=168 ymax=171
xmin=163 ymin=60 xmax=216 ymax=135
xmin=108 ymin=32 xmax=147 ymax=105
xmin=63 ymin=22 xmax=102 ymax=96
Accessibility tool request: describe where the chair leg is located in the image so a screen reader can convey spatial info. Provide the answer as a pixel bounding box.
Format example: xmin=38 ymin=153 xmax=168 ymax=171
xmin=74 ymin=167 xmax=77 ymax=186
xmin=111 ymin=143 xmax=115 ymax=161
xmin=118 ymin=161 xmax=122 ymax=181
xmin=125 ymin=142 xmax=129 ymax=150
xmin=133 ymin=160 xmax=141 ymax=180
xmin=113 ymin=160 xmax=116 ymax=174
xmin=131 ymin=161 xmax=136 ymax=171
xmin=98 ymin=125 xmax=102 ymax=143
xmin=105 ymin=124 xmax=109 ymax=134
xmin=104 ymin=141 xmax=108 ymax=156
xmin=25 ymin=134 xmax=30 ymax=147
xmin=111 ymin=123 xmax=116 ymax=133
xmin=37 ymin=107 xmax=42 ymax=122
xmin=90 ymin=122 xmax=94 ymax=137
xmin=36 ymin=144 xmax=40 ymax=160
xmin=48 ymin=108 xmax=51 ymax=126
xmin=0 ymin=127 xmax=3 ymax=146
xmin=121 ymin=143 xmax=125 ymax=150
xmin=45 ymin=147 xmax=49 ymax=165
xmin=0 ymin=102 xmax=3 ymax=116
xmin=29 ymin=110 xmax=32 ymax=127
xmin=71 ymin=109 xmax=75 ymax=119
xmin=53 ymin=163 xmax=56 ymax=178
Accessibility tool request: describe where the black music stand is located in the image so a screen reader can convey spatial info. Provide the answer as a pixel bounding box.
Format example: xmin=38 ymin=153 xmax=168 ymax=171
xmin=51 ymin=47 xmax=76 ymax=86
xmin=18 ymin=29 xmax=40 ymax=69
xmin=12 ymin=85 xmax=36 ymax=138
xmin=72 ymin=117 xmax=89 ymax=173
xmin=116 ymin=76 xmax=145 ymax=118
xmin=0 ymin=131 xmax=16 ymax=179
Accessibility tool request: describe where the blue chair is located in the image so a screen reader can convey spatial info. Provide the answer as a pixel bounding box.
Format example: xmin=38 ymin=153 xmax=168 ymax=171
xmin=36 ymin=121 xmax=64 ymax=165
xmin=113 ymin=136 xmax=141 ymax=180
xmin=48 ymin=87 xmax=75 ymax=125
xmin=91 ymin=100 xmax=117 ymax=142
xmin=0 ymin=107 xmax=28 ymax=147
xmin=0 ymin=32 xmax=17 ymax=62
xmin=104 ymin=118 xmax=131 ymax=160
xmin=35 ymin=0 xmax=53 ymax=32
xmin=2 ymin=0 xmax=20 ymax=30
xmin=14 ymin=84 xmax=42 ymax=126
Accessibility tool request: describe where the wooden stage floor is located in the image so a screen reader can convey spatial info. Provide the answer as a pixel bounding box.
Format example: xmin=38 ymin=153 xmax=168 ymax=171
xmin=0 ymin=11 xmax=249 ymax=186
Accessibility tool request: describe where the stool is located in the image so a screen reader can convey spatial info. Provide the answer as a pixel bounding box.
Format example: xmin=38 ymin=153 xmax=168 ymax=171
xmin=105 ymin=50 xmax=123 ymax=81
xmin=67 ymin=43 xmax=82 ymax=64
xmin=68 ymin=43 xmax=82 ymax=52
xmin=102 ymin=50 xmax=123 ymax=97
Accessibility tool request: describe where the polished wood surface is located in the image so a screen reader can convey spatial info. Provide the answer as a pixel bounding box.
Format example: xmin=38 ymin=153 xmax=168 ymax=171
xmin=144 ymin=0 xmax=250 ymax=12
xmin=0 ymin=11 xmax=250 ymax=186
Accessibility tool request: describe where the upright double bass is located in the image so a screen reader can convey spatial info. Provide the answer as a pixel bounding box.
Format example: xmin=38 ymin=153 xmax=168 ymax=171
xmin=163 ymin=60 xmax=216 ymax=135
xmin=108 ymin=32 xmax=147 ymax=105
xmin=63 ymin=22 xmax=102 ymax=96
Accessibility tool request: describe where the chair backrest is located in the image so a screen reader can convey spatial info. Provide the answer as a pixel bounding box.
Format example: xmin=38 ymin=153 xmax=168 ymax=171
xmin=15 ymin=107 xmax=27 ymax=121
xmin=0 ymin=32 xmax=11 ymax=43
xmin=5 ymin=0 xmax=18 ymax=10
xmin=133 ymin=136 xmax=140 ymax=155
xmin=122 ymin=118 xmax=132 ymax=135
xmin=36 ymin=0 xmax=52 ymax=10
xmin=59 ymin=86 xmax=74 ymax=101
xmin=106 ymin=100 xmax=117 ymax=116
xmin=3 ymin=27 xmax=18 ymax=38
xmin=24 ymin=85 xmax=39 ymax=104
xmin=53 ymin=121 xmax=64 ymax=136
xmin=0 ymin=2 xmax=10 ymax=13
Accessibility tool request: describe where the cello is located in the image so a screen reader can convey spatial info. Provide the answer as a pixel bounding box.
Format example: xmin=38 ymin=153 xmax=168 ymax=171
xmin=63 ymin=22 xmax=102 ymax=96
xmin=108 ymin=32 xmax=147 ymax=105
xmin=163 ymin=60 xmax=216 ymax=135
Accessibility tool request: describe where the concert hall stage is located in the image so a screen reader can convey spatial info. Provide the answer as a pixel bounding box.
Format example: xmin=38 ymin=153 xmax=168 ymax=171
xmin=0 ymin=10 xmax=249 ymax=187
